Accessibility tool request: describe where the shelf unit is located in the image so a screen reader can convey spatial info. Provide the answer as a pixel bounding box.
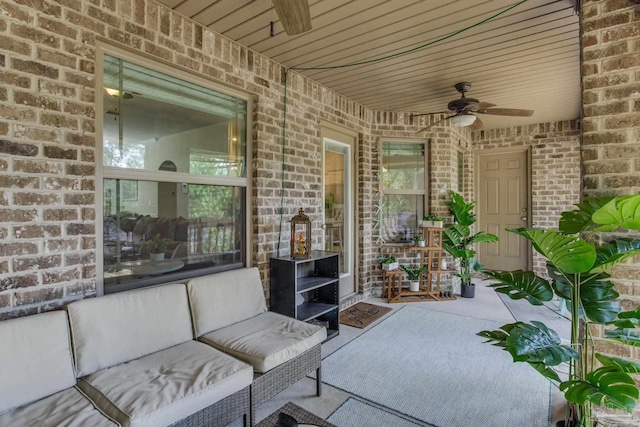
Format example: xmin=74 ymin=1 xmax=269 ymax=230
xmin=270 ymin=250 xmax=339 ymax=341
xmin=383 ymin=227 xmax=453 ymax=303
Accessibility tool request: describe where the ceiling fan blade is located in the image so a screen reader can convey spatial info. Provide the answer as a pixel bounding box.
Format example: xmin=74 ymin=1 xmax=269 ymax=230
xmin=415 ymin=115 xmax=455 ymax=133
xmin=464 ymin=102 xmax=496 ymax=112
xmin=272 ymin=0 xmax=312 ymax=35
xmin=478 ymin=108 xmax=534 ymax=117
xmin=410 ymin=111 xmax=450 ymax=118
xmin=468 ymin=116 xmax=484 ymax=131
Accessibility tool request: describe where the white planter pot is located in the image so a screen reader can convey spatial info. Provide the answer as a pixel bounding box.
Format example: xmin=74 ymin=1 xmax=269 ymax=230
xmin=409 ymin=281 xmax=420 ymax=292
xmin=422 ymin=220 xmax=443 ymax=228
xmin=149 ymin=252 xmax=165 ymax=264
xmin=382 ymin=261 xmax=399 ymax=271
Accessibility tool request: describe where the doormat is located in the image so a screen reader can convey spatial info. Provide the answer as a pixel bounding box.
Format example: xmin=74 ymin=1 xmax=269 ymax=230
xmin=339 ymin=302 xmax=392 ymax=328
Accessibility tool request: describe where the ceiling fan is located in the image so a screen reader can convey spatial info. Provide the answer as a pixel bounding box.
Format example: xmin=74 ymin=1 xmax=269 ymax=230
xmin=413 ymin=82 xmax=534 ymax=133
xmin=272 ymin=0 xmax=312 ymax=35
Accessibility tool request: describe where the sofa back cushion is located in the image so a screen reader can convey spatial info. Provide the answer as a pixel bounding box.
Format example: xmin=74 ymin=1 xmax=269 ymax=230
xmin=0 ymin=311 xmax=76 ymax=414
xmin=187 ymin=267 xmax=267 ymax=337
xmin=67 ymin=283 xmax=193 ymax=378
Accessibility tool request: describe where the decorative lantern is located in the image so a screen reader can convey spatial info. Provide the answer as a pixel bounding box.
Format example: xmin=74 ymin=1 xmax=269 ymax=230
xmin=290 ymin=208 xmax=312 ymax=259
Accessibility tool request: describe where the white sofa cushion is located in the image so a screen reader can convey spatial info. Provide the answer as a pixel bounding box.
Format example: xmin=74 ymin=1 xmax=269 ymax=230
xmin=67 ymin=283 xmax=194 ymax=377
xmin=0 ymin=311 xmax=76 ymax=415
xmin=199 ymin=311 xmax=326 ymax=373
xmin=0 ymin=387 xmax=118 ymax=427
xmin=187 ymin=267 xmax=267 ymax=336
xmin=77 ymin=340 xmax=252 ymax=427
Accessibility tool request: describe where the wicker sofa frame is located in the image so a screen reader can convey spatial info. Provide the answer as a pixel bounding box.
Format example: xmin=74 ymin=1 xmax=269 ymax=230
xmin=171 ymin=386 xmax=250 ymax=427
xmin=249 ymin=344 xmax=322 ymax=425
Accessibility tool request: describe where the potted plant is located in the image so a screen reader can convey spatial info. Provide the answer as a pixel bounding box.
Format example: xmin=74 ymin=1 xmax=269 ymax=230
xmin=400 ymin=264 xmax=427 ymax=292
xmin=422 ymin=215 xmax=444 ymax=228
xmin=380 ymin=255 xmax=399 ymax=271
xmin=413 ymin=233 xmax=426 ymax=247
xmin=442 ymin=190 xmax=498 ymax=298
xmin=478 ymin=195 xmax=640 ymax=427
xmin=142 ymin=233 xmax=170 ymax=263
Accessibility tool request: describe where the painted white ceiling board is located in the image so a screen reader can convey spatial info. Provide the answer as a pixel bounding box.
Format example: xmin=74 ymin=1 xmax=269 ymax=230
xmin=158 ymin=0 xmax=581 ymax=130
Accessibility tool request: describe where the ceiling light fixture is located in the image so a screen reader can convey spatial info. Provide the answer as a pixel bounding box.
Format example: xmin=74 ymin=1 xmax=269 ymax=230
xmin=450 ymin=114 xmax=476 ymax=127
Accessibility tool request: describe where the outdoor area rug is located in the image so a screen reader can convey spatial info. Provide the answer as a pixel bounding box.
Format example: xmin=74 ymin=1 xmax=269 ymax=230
xmin=328 ymin=398 xmax=422 ymax=427
xmin=339 ymin=302 xmax=392 ymax=328
xmin=321 ymin=306 xmax=552 ymax=427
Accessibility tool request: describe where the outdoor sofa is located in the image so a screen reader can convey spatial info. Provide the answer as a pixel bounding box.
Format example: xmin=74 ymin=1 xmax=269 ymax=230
xmin=0 ymin=267 xmax=326 ymax=427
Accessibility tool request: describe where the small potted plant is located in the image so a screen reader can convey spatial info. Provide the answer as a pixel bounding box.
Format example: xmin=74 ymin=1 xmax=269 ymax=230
xmin=400 ymin=264 xmax=427 ymax=292
xmin=142 ymin=233 xmax=170 ymax=263
xmin=422 ymin=215 xmax=444 ymax=228
xmin=380 ymin=255 xmax=399 ymax=271
xmin=413 ymin=233 xmax=426 ymax=247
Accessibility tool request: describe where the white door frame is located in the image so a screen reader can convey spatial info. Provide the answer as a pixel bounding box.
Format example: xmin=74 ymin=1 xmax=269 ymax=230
xmin=321 ymin=122 xmax=358 ymax=299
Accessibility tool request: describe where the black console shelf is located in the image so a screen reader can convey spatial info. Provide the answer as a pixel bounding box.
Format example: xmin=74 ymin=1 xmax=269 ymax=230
xmin=270 ymin=251 xmax=340 ymax=341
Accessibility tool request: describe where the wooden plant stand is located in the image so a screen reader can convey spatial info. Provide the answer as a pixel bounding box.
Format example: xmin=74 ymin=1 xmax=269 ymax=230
xmin=381 ymin=227 xmax=455 ymax=303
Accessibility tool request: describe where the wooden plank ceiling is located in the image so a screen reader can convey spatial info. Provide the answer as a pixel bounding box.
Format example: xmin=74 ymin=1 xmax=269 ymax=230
xmin=158 ymin=0 xmax=581 ymax=130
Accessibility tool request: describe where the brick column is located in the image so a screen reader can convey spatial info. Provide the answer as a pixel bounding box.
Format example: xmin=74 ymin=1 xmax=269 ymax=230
xmin=582 ymin=1 xmax=640 ymax=424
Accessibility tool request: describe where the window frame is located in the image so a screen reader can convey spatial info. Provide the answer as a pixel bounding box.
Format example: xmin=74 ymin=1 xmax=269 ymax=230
xmin=380 ymin=137 xmax=429 ymax=245
xmin=95 ymin=43 xmax=252 ymax=296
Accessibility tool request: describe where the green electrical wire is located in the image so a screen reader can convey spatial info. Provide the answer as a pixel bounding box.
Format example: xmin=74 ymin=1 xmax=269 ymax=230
xmin=291 ymin=0 xmax=529 ymax=71
xmin=276 ymin=0 xmax=529 ymax=256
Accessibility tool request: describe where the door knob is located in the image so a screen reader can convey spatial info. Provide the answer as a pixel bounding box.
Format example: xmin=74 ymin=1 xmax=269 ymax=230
xmin=521 ymin=216 xmax=527 ymax=221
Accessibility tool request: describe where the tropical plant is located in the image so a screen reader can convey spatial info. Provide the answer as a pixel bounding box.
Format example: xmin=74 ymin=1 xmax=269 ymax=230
xmin=442 ymin=190 xmax=499 ymax=287
xmin=423 ymin=215 xmax=445 ymax=221
xmin=478 ymin=195 xmax=640 ymax=426
xmin=142 ymin=233 xmax=170 ymax=254
xmin=400 ymin=264 xmax=427 ymax=281
xmin=380 ymin=256 xmax=397 ymax=264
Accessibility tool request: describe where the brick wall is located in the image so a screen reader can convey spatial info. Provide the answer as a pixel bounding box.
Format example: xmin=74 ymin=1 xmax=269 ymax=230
xmin=582 ymin=1 xmax=640 ymax=424
xmin=0 ymin=0 xmax=374 ymax=319
xmin=471 ymin=121 xmax=582 ymax=275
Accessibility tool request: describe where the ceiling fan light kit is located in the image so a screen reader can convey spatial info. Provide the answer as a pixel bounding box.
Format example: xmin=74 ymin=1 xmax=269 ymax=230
xmin=451 ymin=114 xmax=476 ymax=127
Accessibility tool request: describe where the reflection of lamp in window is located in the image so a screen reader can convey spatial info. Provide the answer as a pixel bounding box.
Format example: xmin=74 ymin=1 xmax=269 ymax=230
xmin=450 ymin=114 xmax=476 ymax=127
xmin=104 ymin=87 xmax=134 ymax=99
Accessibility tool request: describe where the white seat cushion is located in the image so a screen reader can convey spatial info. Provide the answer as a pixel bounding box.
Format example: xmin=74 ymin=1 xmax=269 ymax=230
xmin=67 ymin=283 xmax=194 ymax=377
xmin=0 ymin=311 xmax=76 ymax=415
xmin=187 ymin=267 xmax=267 ymax=336
xmin=0 ymin=387 xmax=118 ymax=427
xmin=199 ymin=312 xmax=326 ymax=373
xmin=77 ymin=341 xmax=252 ymax=427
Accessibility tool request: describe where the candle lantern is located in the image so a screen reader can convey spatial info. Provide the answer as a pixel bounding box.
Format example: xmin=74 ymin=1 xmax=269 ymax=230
xmin=290 ymin=208 xmax=311 ymax=259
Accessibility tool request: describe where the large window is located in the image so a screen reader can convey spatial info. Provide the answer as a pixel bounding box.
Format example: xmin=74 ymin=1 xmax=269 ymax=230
xmin=381 ymin=140 xmax=427 ymax=244
xmin=100 ymin=54 xmax=248 ymax=293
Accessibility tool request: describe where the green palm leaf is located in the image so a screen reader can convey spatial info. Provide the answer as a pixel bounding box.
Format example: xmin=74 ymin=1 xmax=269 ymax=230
xmin=610 ymin=307 xmax=640 ymax=329
xmin=605 ymin=330 xmax=640 ymax=346
xmin=479 ymin=321 xmax=577 ymax=366
xmin=468 ymin=231 xmax=499 ymax=245
xmin=547 ymin=264 xmax=620 ymax=323
xmin=559 ymin=197 xmax=613 ymax=234
xmin=596 ymin=354 xmax=640 ymax=373
xmin=484 ymin=270 xmax=553 ymax=306
xmin=590 ymin=239 xmax=640 ymax=274
xmin=560 ymin=367 xmax=639 ymax=413
xmin=449 ymin=190 xmax=475 ymax=226
xmin=508 ymin=228 xmax=596 ymax=274
xmin=592 ymin=195 xmax=640 ymax=231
